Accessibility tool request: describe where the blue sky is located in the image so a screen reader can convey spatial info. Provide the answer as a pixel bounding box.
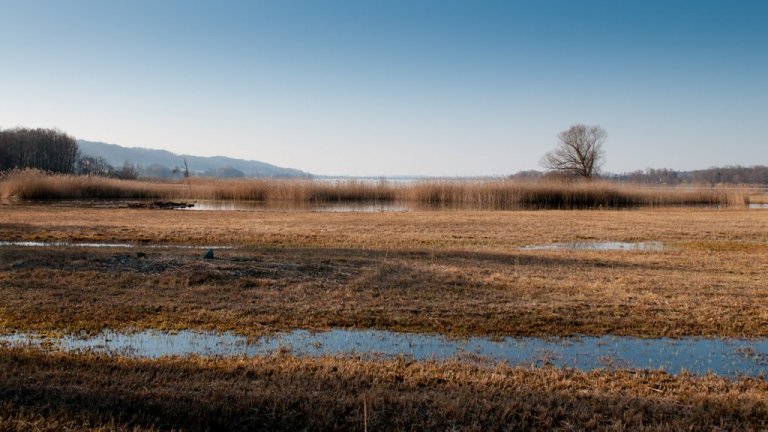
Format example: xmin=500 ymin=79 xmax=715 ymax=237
xmin=1 ymin=0 xmax=765 ymax=176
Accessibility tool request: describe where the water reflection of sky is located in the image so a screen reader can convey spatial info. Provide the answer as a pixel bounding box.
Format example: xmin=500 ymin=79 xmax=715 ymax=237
xmin=13 ymin=199 xmax=764 ymax=211
xmin=2 ymin=329 xmax=767 ymax=378
xmin=519 ymin=242 xmax=664 ymax=251
xmin=180 ymin=200 xmax=412 ymax=213
xmin=0 ymin=241 xmax=232 ymax=249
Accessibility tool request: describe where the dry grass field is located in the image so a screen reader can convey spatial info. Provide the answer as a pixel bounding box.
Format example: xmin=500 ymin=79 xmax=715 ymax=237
xmin=1 ymin=205 xmax=767 ymax=337
xmin=1 ymin=347 xmax=767 ymax=431
xmin=1 ymin=200 xmax=767 ymax=430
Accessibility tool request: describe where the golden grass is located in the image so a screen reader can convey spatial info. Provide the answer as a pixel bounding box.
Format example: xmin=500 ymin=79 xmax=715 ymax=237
xmin=400 ymin=180 xmax=750 ymax=209
xmin=2 ymin=204 xmax=766 ymax=429
xmin=1 ymin=346 xmax=767 ymax=431
xmin=1 ymin=205 xmax=765 ymax=250
xmin=750 ymin=192 xmax=768 ymax=204
xmin=1 ymin=206 xmax=767 ymax=337
xmin=0 ymin=169 xmax=751 ymax=208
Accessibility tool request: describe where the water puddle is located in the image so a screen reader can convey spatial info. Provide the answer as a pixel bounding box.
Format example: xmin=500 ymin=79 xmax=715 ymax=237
xmin=1 ymin=329 xmax=766 ymax=378
xmin=519 ymin=241 xmax=664 ymax=251
xmin=0 ymin=241 xmax=133 ymax=248
xmin=23 ymin=199 xmax=413 ymax=213
xmin=0 ymin=241 xmax=232 ymax=250
xmin=749 ymin=203 xmax=768 ymax=209
xmin=180 ymin=200 xmax=412 ymax=213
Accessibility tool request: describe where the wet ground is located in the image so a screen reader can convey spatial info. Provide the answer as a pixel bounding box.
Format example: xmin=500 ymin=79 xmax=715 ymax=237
xmin=15 ymin=198 xmax=767 ymax=212
xmin=519 ymin=241 xmax=665 ymax=251
xmin=19 ymin=199 xmax=414 ymax=212
xmin=0 ymin=240 xmax=232 ymax=249
xmin=181 ymin=200 xmax=412 ymax=212
xmin=2 ymin=329 xmax=767 ymax=378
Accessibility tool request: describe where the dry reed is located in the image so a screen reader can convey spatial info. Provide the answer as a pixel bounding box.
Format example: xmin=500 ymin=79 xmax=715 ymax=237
xmin=0 ymin=169 xmax=749 ymax=208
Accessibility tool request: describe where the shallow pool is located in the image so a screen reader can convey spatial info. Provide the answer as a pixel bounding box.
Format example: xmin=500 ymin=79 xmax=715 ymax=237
xmin=2 ymin=329 xmax=766 ymax=378
xmin=519 ymin=241 xmax=664 ymax=251
xmin=0 ymin=241 xmax=232 ymax=250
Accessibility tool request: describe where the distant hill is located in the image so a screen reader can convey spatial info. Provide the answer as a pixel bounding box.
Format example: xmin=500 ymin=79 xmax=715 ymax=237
xmin=77 ymin=140 xmax=310 ymax=178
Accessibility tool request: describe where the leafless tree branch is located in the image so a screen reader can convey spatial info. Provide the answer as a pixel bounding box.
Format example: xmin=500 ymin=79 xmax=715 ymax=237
xmin=541 ymin=124 xmax=606 ymax=179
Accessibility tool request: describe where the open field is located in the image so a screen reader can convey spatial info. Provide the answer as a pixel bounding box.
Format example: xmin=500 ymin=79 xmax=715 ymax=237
xmin=0 ymin=170 xmax=753 ymax=209
xmin=1 ymin=206 xmax=767 ymax=337
xmin=1 ymin=347 xmax=767 ymax=431
xmin=2 ymin=202 xmax=767 ymax=429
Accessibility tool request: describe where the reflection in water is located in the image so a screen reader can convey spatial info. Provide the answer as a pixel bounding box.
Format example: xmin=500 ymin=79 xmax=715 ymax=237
xmin=1 ymin=329 xmax=766 ymax=378
xmin=0 ymin=241 xmax=132 ymax=248
xmin=180 ymin=200 xmax=412 ymax=212
xmin=519 ymin=242 xmax=664 ymax=251
xmin=0 ymin=241 xmax=232 ymax=249
xmin=19 ymin=199 xmax=761 ymax=211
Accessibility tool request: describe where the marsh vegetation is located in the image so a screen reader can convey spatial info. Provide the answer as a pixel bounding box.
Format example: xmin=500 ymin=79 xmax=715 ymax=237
xmin=0 ymin=170 xmax=752 ymax=209
xmin=1 ymin=178 xmax=767 ymax=430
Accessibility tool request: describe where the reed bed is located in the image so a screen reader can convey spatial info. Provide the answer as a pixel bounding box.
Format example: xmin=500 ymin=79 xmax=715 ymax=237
xmin=0 ymin=169 xmax=749 ymax=209
xmin=0 ymin=169 xmax=182 ymax=200
xmin=399 ymin=180 xmax=748 ymax=209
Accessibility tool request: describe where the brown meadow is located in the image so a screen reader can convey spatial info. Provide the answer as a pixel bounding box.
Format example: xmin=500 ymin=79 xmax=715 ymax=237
xmin=1 ymin=196 xmax=767 ymax=430
xmin=1 ymin=206 xmax=766 ymax=337
xmin=1 ymin=347 xmax=767 ymax=431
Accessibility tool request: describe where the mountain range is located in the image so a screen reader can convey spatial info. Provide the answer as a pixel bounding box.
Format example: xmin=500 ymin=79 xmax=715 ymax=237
xmin=77 ymin=140 xmax=310 ymax=178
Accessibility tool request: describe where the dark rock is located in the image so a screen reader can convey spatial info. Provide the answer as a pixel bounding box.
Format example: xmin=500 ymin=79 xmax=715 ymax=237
xmin=128 ymin=201 xmax=193 ymax=210
xmin=203 ymin=249 xmax=215 ymax=259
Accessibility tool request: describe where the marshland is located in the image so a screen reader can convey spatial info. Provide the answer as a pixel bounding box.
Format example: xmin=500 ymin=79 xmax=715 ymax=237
xmin=2 ymin=171 xmax=768 ymax=430
xmin=5 ymin=0 xmax=768 ymax=428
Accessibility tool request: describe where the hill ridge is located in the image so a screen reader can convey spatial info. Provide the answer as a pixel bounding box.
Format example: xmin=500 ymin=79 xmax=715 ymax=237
xmin=77 ymin=140 xmax=310 ymax=178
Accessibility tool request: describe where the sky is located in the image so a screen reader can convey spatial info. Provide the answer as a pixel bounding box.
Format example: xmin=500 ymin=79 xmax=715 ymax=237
xmin=1 ymin=0 xmax=766 ymax=176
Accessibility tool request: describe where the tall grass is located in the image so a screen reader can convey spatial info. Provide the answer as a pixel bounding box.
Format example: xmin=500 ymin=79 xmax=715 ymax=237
xmin=399 ymin=180 xmax=749 ymax=209
xmin=0 ymin=169 xmax=750 ymax=209
xmin=0 ymin=169 xmax=183 ymax=200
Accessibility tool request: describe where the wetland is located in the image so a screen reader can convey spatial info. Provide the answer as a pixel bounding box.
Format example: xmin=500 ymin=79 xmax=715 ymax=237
xmin=1 ymin=195 xmax=767 ymax=430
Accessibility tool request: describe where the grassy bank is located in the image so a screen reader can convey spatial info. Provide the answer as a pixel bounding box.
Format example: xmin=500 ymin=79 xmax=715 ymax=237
xmin=0 ymin=170 xmax=750 ymax=208
xmin=1 ymin=347 xmax=766 ymax=431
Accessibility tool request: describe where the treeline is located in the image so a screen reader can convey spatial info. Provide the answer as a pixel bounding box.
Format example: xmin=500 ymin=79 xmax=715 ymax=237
xmin=0 ymin=128 xmax=78 ymax=173
xmin=510 ymin=166 xmax=768 ymax=185
xmin=76 ymin=155 xmax=140 ymax=179
xmin=0 ymin=128 xmax=139 ymax=179
xmin=0 ymin=128 xmax=142 ymax=179
xmin=612 ymin=166 xmax=768 ymax=185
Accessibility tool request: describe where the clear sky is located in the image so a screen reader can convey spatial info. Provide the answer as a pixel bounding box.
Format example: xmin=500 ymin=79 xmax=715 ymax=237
xmin=1 ymin=0 xmax=766 ymax=176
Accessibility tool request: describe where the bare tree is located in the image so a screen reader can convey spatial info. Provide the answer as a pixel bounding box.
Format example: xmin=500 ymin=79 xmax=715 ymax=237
xmin=541 ymin=124 xmax=606 ymax=179
xmin=75 ymin=154 xmax=113 ymax=176
xmin=115 ymin=160 xmax=139 ymax=179
xmin=0 ymin=127 xmax=79 ymax=173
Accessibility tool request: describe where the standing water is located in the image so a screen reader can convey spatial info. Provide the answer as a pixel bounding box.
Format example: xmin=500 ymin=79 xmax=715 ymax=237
xmin=1 ymin=329 xmax=767 ymax=378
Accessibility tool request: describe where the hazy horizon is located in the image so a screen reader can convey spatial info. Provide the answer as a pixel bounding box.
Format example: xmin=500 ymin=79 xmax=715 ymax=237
xmin=2 ymin=0 xmax=766 ymax=176
xmin=74 ymin=138 xmax=766 ymax=178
